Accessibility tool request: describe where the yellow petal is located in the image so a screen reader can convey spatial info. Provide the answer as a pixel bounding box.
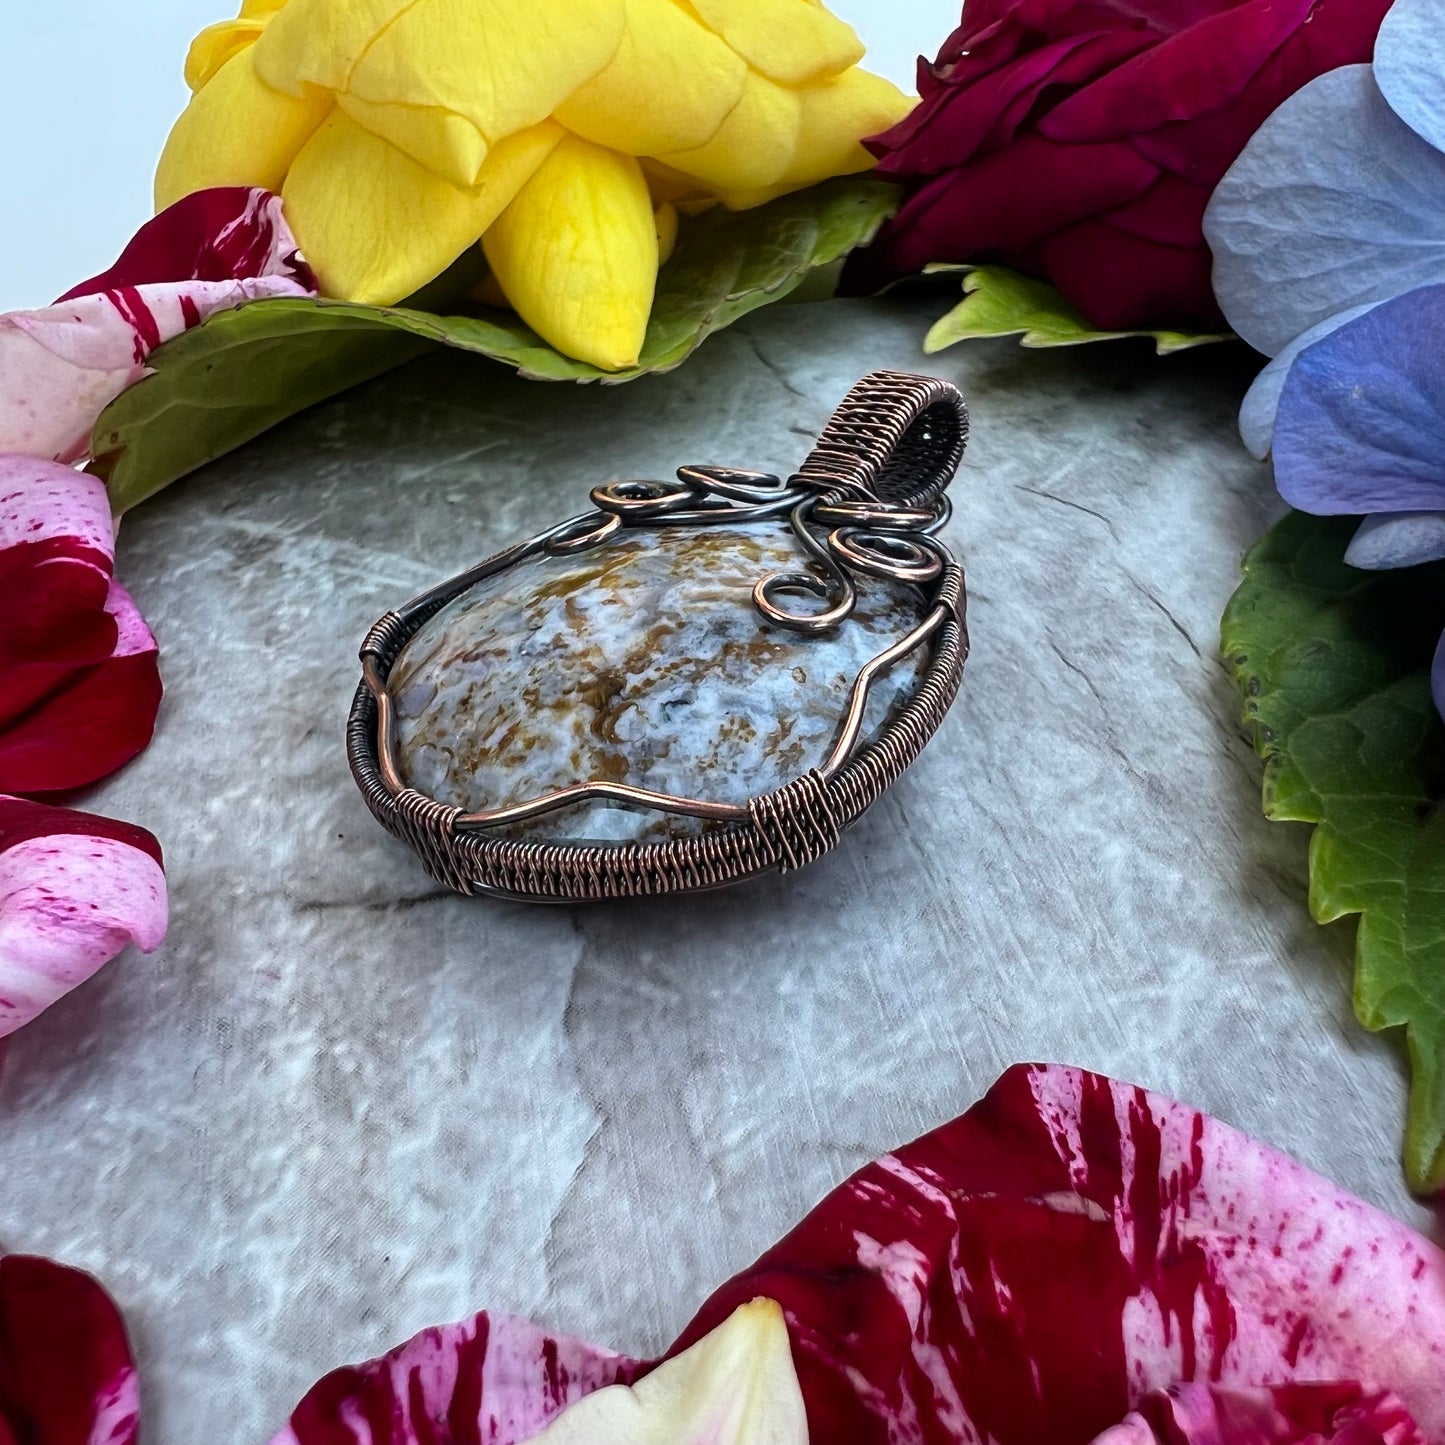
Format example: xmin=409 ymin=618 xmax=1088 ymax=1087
xmin=482 ymin=133 xmax=657 ymax=371
xmin=788 ymin=67 xmax=912 ymax=183
xmin=335 ymin=93 xmax=491 ymax=189
xmin=654 ymin=71 xmax=799 ymax=191
xmin=654 ymin=201 xmax=679 ymax=266
xmin=640 ymin=159 xmax=717 ymax=208
xmin=252 ymin=0 xmax=412 ymax=96
xmin=184 ymin=19 xmax=267 ymax=91
xmin=346 ymin=0 xmax=624 ymax=150
xmin=554 ymin=0 xmax=745 ymax=156
xmin=468 ymin=272 xmax=511 ymax=309
xmin=183 ymin=0 xmax=293 ymax=86
xmin=155 ymin=46 xmax=331 ymax=210
xmin=718 ymin=66 xmax=910 ymax=207
xmin=684 ymin=0 xmax=863 ymax=85
xmin=283 ymin=112 xmax=563 ymax=304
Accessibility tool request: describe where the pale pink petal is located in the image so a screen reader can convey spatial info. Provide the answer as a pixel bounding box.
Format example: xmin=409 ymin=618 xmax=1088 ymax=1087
xmin=108 ymin=580 xmax=156 ymax=659
xmin=0 ymin=799 xmax=166 ymax=1037
xmin=0 ymin=274 xmax=309 ymax=463
xmin=0 ymin=306 xmax=139 ymax=465
xmin=1092 ymin=1382 xmax=1424 ymax=1445
xmin=0 ymin=454 xmax=113 ymax=563
xmin=4 ymin=186 xmax=316 ymax=464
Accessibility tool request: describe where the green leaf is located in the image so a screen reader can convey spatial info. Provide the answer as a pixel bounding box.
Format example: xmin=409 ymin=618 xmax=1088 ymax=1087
xmin=923 ymin=265 xmax=1231 ymax=355
xmin=93 ymin=176 xmax=899 ymax=512
xmin=1222 ymin=510 xmax=1445 ymax=1192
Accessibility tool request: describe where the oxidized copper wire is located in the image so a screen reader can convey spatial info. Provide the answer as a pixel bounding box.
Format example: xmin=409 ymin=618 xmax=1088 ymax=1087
xmin=348 ymin=370 xmax=971 ymax=902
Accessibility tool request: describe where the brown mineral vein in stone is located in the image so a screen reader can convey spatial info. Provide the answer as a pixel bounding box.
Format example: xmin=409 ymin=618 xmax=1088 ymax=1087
xmin=387 ymin=525 xmax=929 ymax=843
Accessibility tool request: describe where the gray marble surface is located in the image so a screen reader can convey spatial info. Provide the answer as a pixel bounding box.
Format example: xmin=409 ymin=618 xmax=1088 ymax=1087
xmin=0 ymin=292 xmax=1431 ymax=1443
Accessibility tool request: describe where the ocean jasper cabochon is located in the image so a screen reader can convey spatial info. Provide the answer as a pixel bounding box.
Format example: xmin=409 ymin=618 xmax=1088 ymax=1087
xmin=386 ymin=525 xmax=931 ymax=843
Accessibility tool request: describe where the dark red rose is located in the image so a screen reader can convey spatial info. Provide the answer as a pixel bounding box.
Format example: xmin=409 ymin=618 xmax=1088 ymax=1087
xmin=846 ymin=0 xmax=1391 ymax=331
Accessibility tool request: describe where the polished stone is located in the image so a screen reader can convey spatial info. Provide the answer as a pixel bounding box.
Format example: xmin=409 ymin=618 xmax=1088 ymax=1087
xmin=0 ymin=293 xmax=1430 ymax=1445
xmin=388 ymin=525 xmax=930 ymax=842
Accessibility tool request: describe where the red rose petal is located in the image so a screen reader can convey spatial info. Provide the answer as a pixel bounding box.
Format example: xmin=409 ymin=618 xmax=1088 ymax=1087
xmin=850 ymin=0 xmax=1391 ymax=329
xmin=1035 ymin=214 xmax=1221 ymax=329
xmin=853 ymin=131 xmax=1157 ymax=287
xmin=671 ymin=1065 xmax=1445 ymax=1442
xmin=0 ymin=581 xmax=161 ymax=797
xmin=272 ymin=1314 xmax=643 ymax=1445
xmin=269 ymin=1067 xmax=1445 ymax=1445
xmin=1039 ymin=0 xmax=1315 ymax=141
xmin=57 ymin=187 xmax=314 ymax=301
xmin=0 ymin=797 xmax=162 ymax=867
xmin=1100 ymin=170 xmax=1213 ymax=249
xmin=0 ymin=1255 xmax=138 ymax=1445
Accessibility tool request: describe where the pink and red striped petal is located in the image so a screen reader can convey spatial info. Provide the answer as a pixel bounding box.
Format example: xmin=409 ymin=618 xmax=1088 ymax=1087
xmin=0 ymin=1254 xmax=138 ymax=1445
xmin=0 ymin=796 xmax=165 ymax=1038
xmin=271 ymin=1065 xmax=1444 ymax=1445
xmin=1 ymin=187 xmax=314 ymax=464
xmin=270 ymin=1313 xmax=643 ymax=1445
xmin=56 ymin=187 xmax=315 ymax=301
xmin=0 ymin=457 xmax=160 ymax=797
xmin=1093 ymin=1382 xmax=1423 ymax=1445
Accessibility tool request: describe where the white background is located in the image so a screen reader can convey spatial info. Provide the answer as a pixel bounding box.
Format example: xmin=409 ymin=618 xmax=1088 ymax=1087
xmin=0 ymin=0 xmax=958 ymax=312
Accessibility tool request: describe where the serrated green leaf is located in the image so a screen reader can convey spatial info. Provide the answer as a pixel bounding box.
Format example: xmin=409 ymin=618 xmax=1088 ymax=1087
xmin=93 ymin=176 xmax=899 ymax=512
xmin=1222 ymin=510 xmax=1445 ymax=1192
xmin=923 ymin=265 xmax=1231 ymax=356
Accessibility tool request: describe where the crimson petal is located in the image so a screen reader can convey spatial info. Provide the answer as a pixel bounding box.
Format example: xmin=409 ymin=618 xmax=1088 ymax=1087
xmin=0 ymin=581 xmax=160 ymax=797
xmin=0 ymin=458 xmax=161 ymax=797
xmin=0 ymin=1255 xmax=138 ymax=1445
xmin=269 ymin=1067 xmax=1445 ymax=1444
xmin=57 ymin=187 xmax=314 ymax=301
xmin=674 ymin=1064 xmax=1445 ymax=1442
xmin=270 ymin=1313 xmax=643 ymax=1445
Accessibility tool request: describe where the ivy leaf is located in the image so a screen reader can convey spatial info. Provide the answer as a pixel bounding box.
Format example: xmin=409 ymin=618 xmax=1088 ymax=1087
xmin=92 ymin=176 xmax=899 ymax=512
xmin=1222 ymin=509 xmax=1445 ymax=1192
xmin=923 ymin=265 xmax=1231 ymax=355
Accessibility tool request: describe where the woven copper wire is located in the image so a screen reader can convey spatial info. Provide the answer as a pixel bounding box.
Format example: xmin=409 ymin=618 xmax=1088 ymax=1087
xmin=348 ymin=371 xmax=970 ymax=902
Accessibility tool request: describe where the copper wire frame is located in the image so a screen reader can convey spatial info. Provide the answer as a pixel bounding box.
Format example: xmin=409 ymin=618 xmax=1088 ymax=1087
xmin=347 ymin=371 xmax=971 ymax=902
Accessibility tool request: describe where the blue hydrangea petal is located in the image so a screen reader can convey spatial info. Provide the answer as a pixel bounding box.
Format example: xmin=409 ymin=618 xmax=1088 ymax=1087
xmin=1345 ymin=512 xmax=1445 ymax=570
xmin=1239 ymin=303 xmax=1379 ymax=460
xmin=1377 ymin=0 xmax=1445 ymax=154
xmin=1204 ymin=66 xmax=1445 ymax=356
xmin=1274 ymin=282 xmax=1445 ymax=514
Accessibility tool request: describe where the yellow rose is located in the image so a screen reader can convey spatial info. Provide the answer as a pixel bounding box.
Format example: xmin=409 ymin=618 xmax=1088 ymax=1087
xmin=156 ymin=0 xmax=909 ymax=371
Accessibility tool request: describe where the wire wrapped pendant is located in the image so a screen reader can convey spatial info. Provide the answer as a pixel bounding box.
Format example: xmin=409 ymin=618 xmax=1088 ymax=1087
xmin=348 ymin=370 xmax=970 ymax=901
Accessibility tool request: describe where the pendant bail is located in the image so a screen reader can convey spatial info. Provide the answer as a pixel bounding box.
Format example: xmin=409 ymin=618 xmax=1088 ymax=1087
xmin=793 ymin=370 xmax=969 ymax=512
